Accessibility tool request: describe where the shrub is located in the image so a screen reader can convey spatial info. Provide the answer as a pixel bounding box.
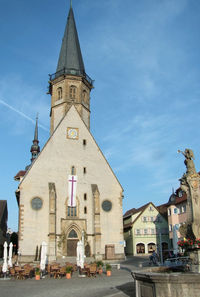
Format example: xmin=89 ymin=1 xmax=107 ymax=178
xmin=106 ymin=264 xmax=111 ymax=271
xmin=35 ymin=267 xmax=40 ymax=275
xmin=96 ymin=260 xmax=104 ymax=268
xmin=66 ymin=266 xmax=73 ymax=273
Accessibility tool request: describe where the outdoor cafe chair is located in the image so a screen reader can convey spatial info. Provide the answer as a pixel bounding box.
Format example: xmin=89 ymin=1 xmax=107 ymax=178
xmin=89 ymin=263 xmax=97 ymax=277
xmin=9 ymin=267 xmax=17 ymax=279
xmin=57 ymin=266 xmax=66 ymax=278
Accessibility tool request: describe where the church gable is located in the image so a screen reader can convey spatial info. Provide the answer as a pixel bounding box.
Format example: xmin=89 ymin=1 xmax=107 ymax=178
xmin=21 ymin=105 xmax=122 ymax=193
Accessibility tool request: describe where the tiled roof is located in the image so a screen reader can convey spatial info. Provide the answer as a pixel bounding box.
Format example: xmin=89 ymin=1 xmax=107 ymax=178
xmin=14 ymin=170 xmax=26 ymax=180
xmin=123 ymin=202 xmax=150 ymax=218
xmin=156 ymin=203 xmax=168 ymax=220
xmin=123 ymin=222 xmax=132 ymax=229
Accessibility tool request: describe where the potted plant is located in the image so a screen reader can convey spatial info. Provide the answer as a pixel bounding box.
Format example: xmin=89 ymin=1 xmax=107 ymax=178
xmin=106 ymin=263 xmax=112 ymax=276
xmin=66 ymin=266 xmax=72 ymax=279
xmin=35 ymin=267 xmax=40 ymax=280
xmin=96 ymin=260 xmax=104 ymax=274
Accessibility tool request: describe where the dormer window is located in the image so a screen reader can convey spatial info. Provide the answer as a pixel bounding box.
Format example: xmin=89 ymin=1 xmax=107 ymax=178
xmin=57 ymin=87 xmax=62 ymax=100
xmin=69 ymin=85 xmax=77 ymax=99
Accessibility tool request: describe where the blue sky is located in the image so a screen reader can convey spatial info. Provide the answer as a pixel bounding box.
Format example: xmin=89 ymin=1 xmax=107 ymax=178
xmin=1 ymin=0 xmax=200 ymax=231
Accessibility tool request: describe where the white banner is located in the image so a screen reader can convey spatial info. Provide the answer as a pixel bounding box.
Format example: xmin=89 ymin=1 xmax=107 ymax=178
xmin=68 ymin=175 xmax=77 ymax=207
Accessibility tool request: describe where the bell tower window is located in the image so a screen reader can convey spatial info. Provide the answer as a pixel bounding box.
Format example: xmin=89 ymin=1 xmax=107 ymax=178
xmin=69 ymin=85 xmax=77 ymax=99
xmin=82 ymin=90 xmax=87 ymax=102
xmin=57 ymin=87 xmax=62 ymax=100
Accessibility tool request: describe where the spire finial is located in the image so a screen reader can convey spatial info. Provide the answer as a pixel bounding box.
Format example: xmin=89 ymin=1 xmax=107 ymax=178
xmin=34 ymin=113 xmax=39 ymax=141
xmin=56 ymin=0 xmax=85 ymax=75
xmin=30 ymin=113 xmax=40 ymax=163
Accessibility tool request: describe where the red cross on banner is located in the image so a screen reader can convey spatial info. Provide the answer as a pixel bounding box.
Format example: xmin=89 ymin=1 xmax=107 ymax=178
xmin=68 ymin=175 xmax=77 ymax=207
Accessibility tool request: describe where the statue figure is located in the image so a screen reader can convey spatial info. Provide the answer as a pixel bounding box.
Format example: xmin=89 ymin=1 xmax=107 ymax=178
xmin=178 ymin=149 xmax=200 ymax=240
xmin=178 ymin=149 xmax=196 ymax=176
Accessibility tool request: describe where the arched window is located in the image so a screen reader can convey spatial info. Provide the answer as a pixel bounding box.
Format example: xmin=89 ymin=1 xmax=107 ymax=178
xmin=57 ymin=87 xmax=62 ymax=100
xmin=136 ymin=243 xmax=145 ymax=254
xmin=69 ymin=85 xmax=77 ymax=99
xmin=84 ymin=207 xmax=87 ymax=214
xmin=84 ymin=193 xmax=87 ymax=201
xmin=68 ymin=229 xmax=78 ymax=238
xmin=82 ymin=90 xmax=87 ymax=102
xmin=148 ymin=243 xmax=156 ymax=253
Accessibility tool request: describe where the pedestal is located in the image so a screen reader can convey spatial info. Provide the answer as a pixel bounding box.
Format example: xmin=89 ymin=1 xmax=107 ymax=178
xmin=189 ymin=249 xmax=200 ymax=273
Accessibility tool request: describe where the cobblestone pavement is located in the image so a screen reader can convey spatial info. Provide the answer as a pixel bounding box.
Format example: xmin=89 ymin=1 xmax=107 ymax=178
xmin=0 ymin=256 xmax=149 ymax=297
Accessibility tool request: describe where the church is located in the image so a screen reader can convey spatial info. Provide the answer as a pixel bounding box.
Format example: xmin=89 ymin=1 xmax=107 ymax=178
xmin=14 ymin=3 xmax=125 ymax=262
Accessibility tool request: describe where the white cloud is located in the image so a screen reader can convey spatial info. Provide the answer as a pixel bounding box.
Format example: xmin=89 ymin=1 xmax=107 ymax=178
xmin=0 ymin=98 xmax=48 ymax=132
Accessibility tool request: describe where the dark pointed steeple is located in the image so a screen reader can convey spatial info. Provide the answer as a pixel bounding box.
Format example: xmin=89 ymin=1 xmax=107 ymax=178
xmin=30 ymin=115 xmax=40 ymax=163
xmin=56 ymin=4 xmax=85 ymax=75
xmin=48 ymin=3 xmax=94 ymax=133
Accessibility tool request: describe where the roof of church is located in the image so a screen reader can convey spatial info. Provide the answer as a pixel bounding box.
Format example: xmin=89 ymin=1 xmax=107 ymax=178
xmin=56 ymin=5 xmax=85 ymax=75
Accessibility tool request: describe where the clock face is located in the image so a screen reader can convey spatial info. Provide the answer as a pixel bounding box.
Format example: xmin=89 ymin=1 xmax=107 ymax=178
xmin=67 ymin=128 xmax=79 ymax=139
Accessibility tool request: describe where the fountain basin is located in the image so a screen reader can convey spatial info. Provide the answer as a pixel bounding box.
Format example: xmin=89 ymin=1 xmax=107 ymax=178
xmin=131 ymin=267 xmax=200 ymax=297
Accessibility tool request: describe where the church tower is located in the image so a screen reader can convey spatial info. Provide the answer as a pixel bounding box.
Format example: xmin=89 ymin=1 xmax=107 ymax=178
xmin=15 ymin=2 xmax=124 ymax=262
xmin=48 ymin=5 xmax=94 ymax=134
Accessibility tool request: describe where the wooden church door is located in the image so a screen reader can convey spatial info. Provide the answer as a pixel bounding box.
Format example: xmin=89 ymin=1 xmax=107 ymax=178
xmin=67 ymin=229 xmax=79 ymax=256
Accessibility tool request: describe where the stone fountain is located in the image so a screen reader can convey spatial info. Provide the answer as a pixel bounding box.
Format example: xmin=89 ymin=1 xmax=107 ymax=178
xmin=131 ymin=149 xmax=200 ymax=297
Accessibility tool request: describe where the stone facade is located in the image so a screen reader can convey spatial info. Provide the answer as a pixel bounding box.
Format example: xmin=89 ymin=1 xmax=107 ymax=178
xmin=50 ymin=74 xmax=92 ymax=134
xmin=15 ymin=4 xmax=125 ymax=263
xmin=132 ymin=268 xmax=200 ymax=297
xmin=17 ymin=106 xmax=124 ymax=261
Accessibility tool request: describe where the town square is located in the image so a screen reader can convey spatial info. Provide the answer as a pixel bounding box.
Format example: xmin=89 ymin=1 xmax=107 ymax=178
xmin=1 ymin=0 xmax=200 ymax=296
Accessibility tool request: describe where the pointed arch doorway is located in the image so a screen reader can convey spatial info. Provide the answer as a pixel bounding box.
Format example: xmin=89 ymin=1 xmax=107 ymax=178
xmin=67 ymin=229 xmax=79 ymax=256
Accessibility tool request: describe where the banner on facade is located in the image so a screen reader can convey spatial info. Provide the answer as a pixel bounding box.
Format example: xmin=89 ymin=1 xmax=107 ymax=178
xmin=68 ymin=175 xmax=77 ymax=207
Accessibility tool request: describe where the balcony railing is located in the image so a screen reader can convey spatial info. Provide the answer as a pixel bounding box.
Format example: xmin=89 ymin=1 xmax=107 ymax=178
xmin=49 ymin=68 xmax=94 ymax=86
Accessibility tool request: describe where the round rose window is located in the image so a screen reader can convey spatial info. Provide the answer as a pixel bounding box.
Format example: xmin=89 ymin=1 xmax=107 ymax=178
xmin=102 ymin=200 xmax=112 ymax=212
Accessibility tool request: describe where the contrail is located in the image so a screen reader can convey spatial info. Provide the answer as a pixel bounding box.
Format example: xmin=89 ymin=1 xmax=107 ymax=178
xmin=0 ymin=98 xmax=49 ymax=132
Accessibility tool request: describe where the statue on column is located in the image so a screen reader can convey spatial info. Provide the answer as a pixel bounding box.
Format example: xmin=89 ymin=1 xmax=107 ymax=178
xmin=178 ymin=149 xmax=196 ymax=176
xmin=178 ymin=149 xmax=200 ymax=240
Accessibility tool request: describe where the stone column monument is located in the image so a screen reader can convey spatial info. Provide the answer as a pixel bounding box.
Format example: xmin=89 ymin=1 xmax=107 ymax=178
xmin=178 ymin=149 xmax=200 ymax=240
xmin=178 ymin=149 xmax=200 ymax=272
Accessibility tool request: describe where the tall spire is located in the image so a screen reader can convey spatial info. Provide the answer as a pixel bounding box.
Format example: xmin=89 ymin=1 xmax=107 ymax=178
xmin=56 ymin=5 xmax=85 ymax=75
xmin=30 ymin=115 xmax=40 ymax=163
